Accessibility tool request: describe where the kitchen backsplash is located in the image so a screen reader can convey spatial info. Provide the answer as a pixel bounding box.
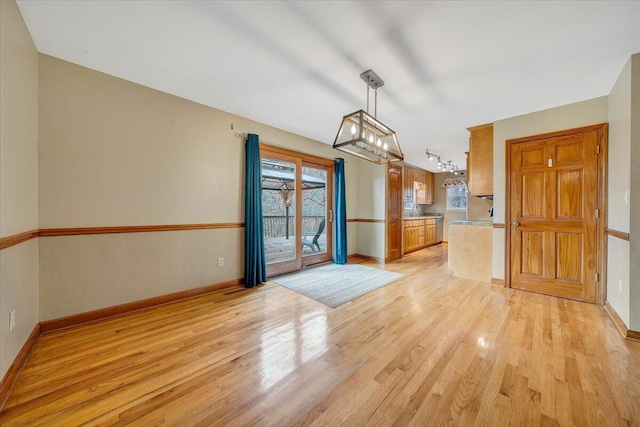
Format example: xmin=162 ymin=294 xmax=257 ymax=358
xmin=467 ymin=196 xmax=493 ymax=221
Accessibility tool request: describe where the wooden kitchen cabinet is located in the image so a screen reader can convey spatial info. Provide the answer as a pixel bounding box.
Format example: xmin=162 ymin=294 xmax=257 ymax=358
xmin=403 ymin=167 xmax=414 ymax=199
xmin=403 ymin=165 xmax=433 ymax=204
xmin=404 ymin=219 xmax=439 ymax=253
xmin=415 ymin=183 xmax=426 ymax=204
xmin=425 ymin=219 xmax=436 ymax=246
xmin=418 ymin=220 xmax=426 ymax=247
xmin=424 ymin=172 xmax=434 ymax=204
xmin=467 ymin=123 xmax=493 ymax=196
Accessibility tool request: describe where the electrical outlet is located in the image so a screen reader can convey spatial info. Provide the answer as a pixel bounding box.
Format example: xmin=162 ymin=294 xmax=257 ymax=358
xmin=9 ymin=310 xmax=15 ymax=332
xmin=217 ymin=257 xmax=224 ymax=267
xmin=619 ymin=279 xmax=623 ymax=293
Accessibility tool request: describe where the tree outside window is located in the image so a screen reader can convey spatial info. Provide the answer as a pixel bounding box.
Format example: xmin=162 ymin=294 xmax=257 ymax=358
xmin=447 ymin=186 xmax=468 ymax=210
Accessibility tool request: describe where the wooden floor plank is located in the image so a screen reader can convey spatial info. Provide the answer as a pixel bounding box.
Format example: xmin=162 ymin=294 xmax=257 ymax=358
xmin=1 ymin=244 xmax=639 ymax=426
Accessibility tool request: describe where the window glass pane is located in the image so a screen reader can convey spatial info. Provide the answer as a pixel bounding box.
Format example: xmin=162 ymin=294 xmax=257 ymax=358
xmin=261 ymin=158 xmax=296 ymax=265
xmin=447 ymin=186 xmax=468 ymax=210
xmin=302 ymin=166 xmax=327 ymax=256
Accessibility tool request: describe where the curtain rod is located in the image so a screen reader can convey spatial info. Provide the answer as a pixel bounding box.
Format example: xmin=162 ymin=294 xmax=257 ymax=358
xmin=235 ymin=132 xmax=281 ymax=147
xmin=235 ymin=132 xmax=341 ymax=164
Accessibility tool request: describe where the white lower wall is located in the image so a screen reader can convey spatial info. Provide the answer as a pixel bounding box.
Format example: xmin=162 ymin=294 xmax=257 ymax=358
xmin=39 ymin=228 xmax=243 ymax=321
xmin=606 ymin=237 xmax=630 ymax=326
xmin=355 ymin=223 xmax=385 ymax=259
xmin=347 ymin=222 xmax=357 ymax=256
xmin=0 ymin=240 xmax=40 ymax=376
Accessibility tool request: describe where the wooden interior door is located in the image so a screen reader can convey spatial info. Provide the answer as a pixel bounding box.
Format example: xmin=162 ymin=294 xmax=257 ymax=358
xmin=508 ymin=125 xmax=605 ymax=303
xmin=387 ymin=164 xmax=402 ymax=261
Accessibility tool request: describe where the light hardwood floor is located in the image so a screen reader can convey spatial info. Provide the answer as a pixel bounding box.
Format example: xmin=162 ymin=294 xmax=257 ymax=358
xmin=1 ymin=245 xmax=639 ymax=426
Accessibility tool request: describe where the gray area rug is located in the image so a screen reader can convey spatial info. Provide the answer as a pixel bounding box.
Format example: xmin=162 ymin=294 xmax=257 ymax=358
xmin=271 ymin=263 xmax=404 ymax=308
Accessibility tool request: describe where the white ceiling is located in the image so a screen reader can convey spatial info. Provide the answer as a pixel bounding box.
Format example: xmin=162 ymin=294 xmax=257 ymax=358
xmin=16 ymin=1 xmax=640 ymax=171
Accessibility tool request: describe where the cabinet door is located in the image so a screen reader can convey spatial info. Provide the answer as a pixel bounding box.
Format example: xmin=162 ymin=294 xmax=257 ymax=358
xmin=467 ymin=123 xmax=493 ymax=195
xmin=412 ymin=227 xmax=419 ymax=251
xmin=415 ymin=184 xmax=426 ymax=204
xmin=403 ymin=167 xmax=413 ymax=199
xmin=411 ymin=228 xmax=416 ymax=252
xmin=425 ymin=225 xmax=436 ymax=246
xmin=425 ymin=172 xmax=434 ymax=204
xmin=403 ymin=225 xmax=410 ymax=252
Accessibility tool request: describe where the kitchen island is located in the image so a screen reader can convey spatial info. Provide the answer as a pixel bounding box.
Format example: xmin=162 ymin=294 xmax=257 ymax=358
xmin=448 ymin=220 xmax=492 ymax=282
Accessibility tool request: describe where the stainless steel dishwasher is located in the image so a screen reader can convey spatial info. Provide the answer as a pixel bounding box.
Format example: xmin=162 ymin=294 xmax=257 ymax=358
xmin=435 ymin=217 xmax=443 ymax=244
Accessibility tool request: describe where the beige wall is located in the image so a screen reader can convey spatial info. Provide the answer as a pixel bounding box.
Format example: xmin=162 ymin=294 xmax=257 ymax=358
xmin=0 ymin=0 xmax=40 ymax=378
xmin=629 ymin=53 xmax=640 ymax=330
xmin=606 ymin=57 xmax=632 ymax=325
xmin=422 ymin=172 xmax=466 ymax=242
xmin=492 ymin=97 xmax=609 ymax=280
xmin=354 ymin=160 xmax=386 ymax=258
xmin=37 ymin=55 xmax=364 ymax=320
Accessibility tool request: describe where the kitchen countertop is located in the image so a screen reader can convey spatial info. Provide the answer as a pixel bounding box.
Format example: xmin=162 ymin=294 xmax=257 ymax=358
xmin=403 ymin=216 xmax=443 ymax=220
xmin=449 ymin=220 xmax=493 ymax=226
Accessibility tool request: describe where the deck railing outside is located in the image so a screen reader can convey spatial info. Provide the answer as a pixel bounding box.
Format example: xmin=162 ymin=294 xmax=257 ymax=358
xmin=263 ymin=215 xmax=325 ymax=239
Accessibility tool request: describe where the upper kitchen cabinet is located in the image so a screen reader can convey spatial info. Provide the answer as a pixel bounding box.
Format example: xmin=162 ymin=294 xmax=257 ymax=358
xmin=424 ymin=171 xmax=434 ymax=204
xmin=467 ymin=123 xmax=493 ymax=196
xmin=403 ymin=166 xmax=414 ymax=199
xmin=403 ymin=165 xmax=434 ymax=204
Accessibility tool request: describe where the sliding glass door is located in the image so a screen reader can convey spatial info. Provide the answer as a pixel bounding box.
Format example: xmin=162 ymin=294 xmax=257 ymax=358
xmin=261 ymin=145 xmax=333 ymax=277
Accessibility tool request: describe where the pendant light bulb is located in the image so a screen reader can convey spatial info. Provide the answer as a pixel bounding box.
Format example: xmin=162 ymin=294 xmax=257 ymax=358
xmin=383 ymin=142 xmax=388 ymax=150
xmin=350 ymin=124 xmax=357 ymax=136
xmin=376 ymin=137 xmax=382 ymax=147
xmin=368 ymin=133 xmax=374 ymax=143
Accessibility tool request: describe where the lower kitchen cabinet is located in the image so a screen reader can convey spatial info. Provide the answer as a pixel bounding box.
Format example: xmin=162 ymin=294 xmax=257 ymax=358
xmin=403 ymin=218 xmax=439 ymax=254
xmin=425 ymin=220 xmax=436 ymax=246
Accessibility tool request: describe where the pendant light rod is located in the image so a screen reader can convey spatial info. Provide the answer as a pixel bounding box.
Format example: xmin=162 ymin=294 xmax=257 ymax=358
xmin=366 ymin=86 xmax=370 ymax=115
xmin=361 ymin=69 xmax=383 ymax=118
xmin=375 ymin=88 xmax=378 ymax=118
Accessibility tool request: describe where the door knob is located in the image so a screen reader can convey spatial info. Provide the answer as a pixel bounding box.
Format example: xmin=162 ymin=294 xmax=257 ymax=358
xmin=512 ymin=221 xmax=520 ymax=227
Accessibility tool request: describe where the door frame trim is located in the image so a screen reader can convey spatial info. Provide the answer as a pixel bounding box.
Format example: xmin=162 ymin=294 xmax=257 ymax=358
xmin=504 ymin=123 xmax=608 ymax=305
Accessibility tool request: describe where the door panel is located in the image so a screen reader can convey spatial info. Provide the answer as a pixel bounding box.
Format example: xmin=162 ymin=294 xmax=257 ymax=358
xmin=556 ymin=233 xmax=582 ymax=282
xmin=261 ymin=156 xmax=299 ymax=277
xmin=521 ymin=231 xmax=544 ymax=277
xmin=509 ymin=127 xmax=601 ymax=303
xmin=557 ymin=170 xmax=582 ymax=218
xmin=521 ymin=172 xmax=545 ymax=217
xmin=387 ymin=164 xmax=402 ymax=261
xmin=301 ymin=162 xmax=333 ymax=268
